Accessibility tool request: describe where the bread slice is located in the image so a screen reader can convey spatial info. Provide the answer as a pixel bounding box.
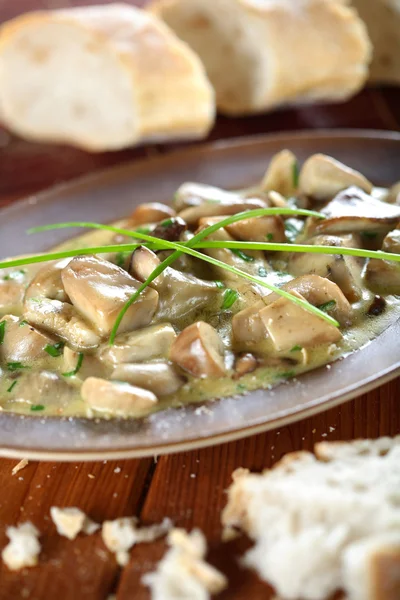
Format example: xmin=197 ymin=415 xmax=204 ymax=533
xmin=352 ymin=0 xmax=400 ymax=85
xmin=0 ymin=4 xmax=215 ymax=151
xmin=150 ymin=0 xmax=372 ymax=115
xmin=222 ymin=436 xmax=400 ymax=600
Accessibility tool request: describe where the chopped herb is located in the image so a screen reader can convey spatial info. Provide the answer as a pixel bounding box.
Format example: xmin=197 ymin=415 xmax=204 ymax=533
xmin=205 ymin=198 xmax=221 ymax=204
xmin=236 ymin=383 xmax=247 ymax=392
xmin=292 ymin=160 xmax=300 ymax=188
xmin=19 ymin=320 xmax=28 ymax=327
xmin=136 ymin=226 xmax=151 ymax=234
xmin=361 ymin=231 xmax=378 ymax=240
xmin=278 ymin=370 xmax=296 ymax=380
xmin=3 ymin=269 xmax=26 ymax=281
xmin=160 ymin=218 xmax=174 ymax=228
xmin=258 ymin=266 xmax=268 ymax=277
xmin=266 ymin=233 xmax=274 ymax=242
xmin=115 ymin=251 xmax=131 ymax=268
xmin=31 ymin=404 xmax=45 ymax=412
xmin=231 ymin=249 xmax=255 ymax=262
xmin=221 ymin=289 xmax=239 ymax=311
xmin=7 ymin=362 xmax=29 ymax=372
xmin=62 ymin=352 xmax=84 ymax=377
xmin=290 ymin=345 xmax=303 ymax=352
xmin=0 ymin=320 xmax=5 ymax=344
xmin=215 ymin=280 xmax=225 ymax=289
xmin=7 ymin=381 xmax=17 ymax=393
xmin=318 ymin=300 xmax=337 ymax=313
xmin=44 ymin=342 xmax=64 ymax=358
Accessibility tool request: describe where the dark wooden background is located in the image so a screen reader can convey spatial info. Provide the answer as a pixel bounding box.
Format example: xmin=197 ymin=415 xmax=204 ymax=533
xmin=0 ymin=2 xmax=399 ymax=595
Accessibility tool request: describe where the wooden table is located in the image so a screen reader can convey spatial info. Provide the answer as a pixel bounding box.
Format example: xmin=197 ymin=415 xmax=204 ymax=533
xmin=0 ymin=87 xmax=399 ymax=600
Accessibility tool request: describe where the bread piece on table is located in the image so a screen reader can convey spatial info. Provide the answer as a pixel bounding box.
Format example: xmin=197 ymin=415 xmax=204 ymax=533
xmin=222 ymin=436 xmax=400 ymax=600
xmin=0 ymin=4 xmax=215 ymax=151
xmin=352 ymin=0 xmax=400 ymax=85
xmin=151 ymin=0 xmax=372 ymax=116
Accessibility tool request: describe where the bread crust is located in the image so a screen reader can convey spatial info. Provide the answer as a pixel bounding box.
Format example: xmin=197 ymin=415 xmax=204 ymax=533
xmin=151 ymin=0 xmax=372 ymax=115
xmin=0 ymin=4 xmax=215 ymax=151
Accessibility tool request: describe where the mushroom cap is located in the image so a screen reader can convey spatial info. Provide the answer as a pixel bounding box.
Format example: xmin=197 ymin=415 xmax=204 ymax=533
xmin=170 ymin=321 xmax=226 ymax=378
xmin=81 ymin=377 xmax=158 ymax=417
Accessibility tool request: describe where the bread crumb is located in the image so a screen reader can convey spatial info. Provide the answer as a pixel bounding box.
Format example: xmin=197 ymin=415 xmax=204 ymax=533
xmin=12 ymin=459 xmax=29 ymax=476
xmin=50 ymin=507 xmax=100 ymax=540
xmin=143 ymin=529 xmax=227 ymax=599
xmin=2 ymin=522 xmax=40 ymax=571
xmin=113 ymin=467 xmax=121 ymax=474
xmin=329 ymin=426 xmax=336 ymax=433
xmin=102 ymin=517 xmax=172 ymax=566
xmin=88 ymin=474 xmax=95 ymax=479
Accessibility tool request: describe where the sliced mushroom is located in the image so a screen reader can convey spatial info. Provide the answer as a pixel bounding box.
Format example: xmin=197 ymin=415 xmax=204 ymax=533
xmin=0 ymin=268 xmax=30 ymax=315
xmin=130 ymin=202 xmax=175 ymax=225
xmin=24 ymin=297 xmax=100 ymax=350
xmin=287 ymin=234 xmax=364 ymax=302
xmin=178 ymin=190 xmax=267 ymax=226
xmin=382 ymin=227 xmax=400 ymax=254
xmin=299 ymin=154 xmax=373 ymax=201
xmin=112 ymin=361 xmax=184 ymax=396
xmin=233 ymin=353 xmax=258 ymax=379
xmin=264 ymin=275 xmax=352 ymax=327
xmin=260 ymin=150 xmax=298 ymax=197
xmin=129 ymin=247 xmax=219 ymax=321
xmin=173 ymin=182 xmax=245 ymax=212
xmin=0 ymin=315 xmax=53 ymax=363
xmin=81 ymin=377 xmax=158 ymax=417
xmin=99 ymin=323 xmax=177 ymax=365
xmin=10 ymin=371 xmax=75 ymax=408
xmin=169 ymin=322 xmax=226 ymax=378
xmin=259 ymin=291 xmax=342 ymax=352
xmin=387 ymin=182 xmax=400 ymax=205
xmin=225 ymin=214 xmax=286 ymax=243
xmin=365 ymin=260 xmax=400 ymax=294
xmin=306 ymin=187 xmax=400 ymax=237
xmin=232 ymin=300 xmax=267 ymax=344
xmin=61 ymin=256 xmax=159 ymax=337
xmin=25 ymin=259 xmax=71 ymax=302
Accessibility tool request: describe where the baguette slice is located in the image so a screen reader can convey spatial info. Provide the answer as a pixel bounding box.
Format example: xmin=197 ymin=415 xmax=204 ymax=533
xmin=222 ymin=436 xmax=400 ymax=600
xmin=151 ymin=0 xmax=372 ymax=116
xmin=352 ymin=0 xmax=400 ymax=86
xmin=0 ymin=4 xmax=215 ymax=151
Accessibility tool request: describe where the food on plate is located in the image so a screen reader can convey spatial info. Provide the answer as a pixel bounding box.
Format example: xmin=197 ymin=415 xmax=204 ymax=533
xmin=0 ymin=4 xmax=215 ymax=151
xmin=143 ymin=528 xmax=227 ymax=600
xmin=1 ymin=152 xmax=400 ymax=419
xmin=222 ymin=436 xmax=400 ymax=600
xmin=150 ymin=0 xmax=371 ymax=115
xmin=50 ymin=507 xmax=99 ymax=540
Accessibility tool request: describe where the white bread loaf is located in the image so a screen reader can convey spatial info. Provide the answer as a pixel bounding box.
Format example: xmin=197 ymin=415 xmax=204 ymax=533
xmin=352 ymin=0 xmax=400 ymax=85
xmin=151 ymin=0 xmax=372 ymax=116
xmin=222 ymin=436 xmax=400 ymax=600
xmin=0 ymin=4 xmax=215 ymax=151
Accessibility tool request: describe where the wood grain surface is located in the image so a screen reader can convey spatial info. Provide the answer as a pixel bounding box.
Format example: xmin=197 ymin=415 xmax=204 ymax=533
xmin=0 ymin=86 xmax=399 ymax=599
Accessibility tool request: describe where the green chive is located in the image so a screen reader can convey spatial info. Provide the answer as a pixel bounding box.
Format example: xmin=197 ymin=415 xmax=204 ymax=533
xmin=215 ymin=281 xmax=225 ymax=289
xmin=266 ymin=233 xmax=274 ymax=241
xmin=236 ymin=383 xmax=247 ymax=392
xmin=221 ymin=289 xmax=239 ymax=311
xmin=292 ymin=160 xmax=300 ymax=188
xmin=3 ymin=269 xmax=26 ymax=281
xmin=19 ymin=320 xmax=28 ymax=327
xmin=7 ymin=381 xmax=17 ymax=393
xmin=62 ymin=352 xmax=84 ymax=377
xmin=290 ymin=345 xmax=302 ymax=352
xmin=115 ymin=251 xmax=131 ymax=268
xmin=231 ymin=249 xmax=255 ymax=262
xmin=160 ymin=218 xmax=174 ymax=228
xmin=285 ymin=221 xmax=302 ymax=242
xmin=31 ymin=404 xmax=45 ymax=412
xmin=44 ymin=342 xmax=64 ymax=358
xmin=0 ymin=320 xmax=5 ymax=344
xmin=7 ymin=362 xmax=29 ymax=372
xmin=318 ymin=300 xmax=337 ymax=312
